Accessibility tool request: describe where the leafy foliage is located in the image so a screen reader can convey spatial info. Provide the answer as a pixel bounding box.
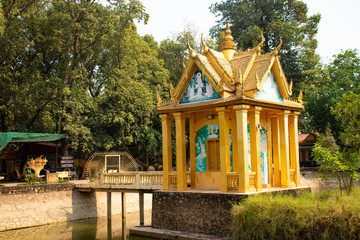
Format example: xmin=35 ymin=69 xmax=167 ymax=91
xmin=312 ymin=128 xmax=360 ymax=195
xmin=158 ymin=25 xmax=216 ymax=86
xmin=304 ymin=50 xmax=360 ymax=137
xmin=0 ymin=0 xmax=168 ymax=163
xmin=210 ymin=0 xmax=320 ymax=95
xmin=232 ymin=189 xmax=360 ymax=239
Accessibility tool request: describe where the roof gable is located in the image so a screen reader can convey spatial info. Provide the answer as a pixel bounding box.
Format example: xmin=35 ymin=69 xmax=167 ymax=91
xmin=180 ymin=67 xmax=221 ymax=104
xmin=255 ymin=70 xmax=284 ymax=103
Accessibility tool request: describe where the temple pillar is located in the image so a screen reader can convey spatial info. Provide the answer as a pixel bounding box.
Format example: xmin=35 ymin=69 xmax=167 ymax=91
xmin=233 ymin=105 xmax=250 ymax=193
xmin=231 ymin=112 xmax=238 ymax=173
xmin=189 ymin=113 xmax=196 ymax=189
xmin=216 ymin=107 xmax=230 ymax=192
xmin=249 ymin=106 xmax=262 ymax=191
xmin=278 ymin=110 xmax=291 ymax=188
xmin=271 ymin=116 xmax=281 ymax=187
xmin=289 ymin=111 xmax=301 ymax=186
xmin=160 ymin=114 xmax=172 ymax=190
xmin=174 ymin=112 xmax=187 ymax=191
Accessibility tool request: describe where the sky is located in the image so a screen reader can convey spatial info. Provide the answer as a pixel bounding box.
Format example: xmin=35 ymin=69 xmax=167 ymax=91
xmin=136 ymin=0 xmax=360 ymax=64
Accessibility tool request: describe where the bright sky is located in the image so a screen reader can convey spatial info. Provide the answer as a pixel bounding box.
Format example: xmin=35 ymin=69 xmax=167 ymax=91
xmin=136 ymin=0 xmax=360 ymax=64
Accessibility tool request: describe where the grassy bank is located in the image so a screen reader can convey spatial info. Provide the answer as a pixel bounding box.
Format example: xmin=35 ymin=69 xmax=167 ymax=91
xmin=232 ymin=189 xmax=360 ymax=240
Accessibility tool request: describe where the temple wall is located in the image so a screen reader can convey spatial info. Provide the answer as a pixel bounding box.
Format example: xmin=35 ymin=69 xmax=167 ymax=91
xmin=0 ymin=184 xmax=152 ymax=231
xmin=151 ymin=189 xmax=311 ymax=237
xmin=195 ymin=172 xmax=220 ymax=189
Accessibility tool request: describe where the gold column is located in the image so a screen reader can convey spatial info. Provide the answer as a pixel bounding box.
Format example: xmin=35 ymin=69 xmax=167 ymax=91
xmin=266 ymin=114 xmax=273 ymax=187
xmin=216 ymin=107 xmax=230 ymax=192
xmin=234 ymin=105 xmax=250 ymax=192
xmin=249 ymin=106 xmax=262 ymax=191
xmin=174 ymin=112 xmax=187 ymax=191
xmin=271 ymin=116 xmax=281 ymax=187
xmin=289 ymin=111 xmax=301 ymax=186
xmin=189 ymin=113 xmax=196 ymax=189
xmin=278 ymin=110 xmax=290 ymax=188
xmin=160 ymin=114 xmax=172 ymax=190
xmin=231 ymin=112 xmax=239 ymax=173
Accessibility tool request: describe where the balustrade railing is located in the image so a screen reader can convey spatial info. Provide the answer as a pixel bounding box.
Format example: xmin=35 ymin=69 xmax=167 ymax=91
xmin=168 ymin=173 xmax=177 ymax=189
xmin=103 ymin=172 xmax=163 ymax=189
xmin=290 ymin=169 xmax=296 ymax=185
xmin=227 ymin=171 xmax=257 ymax=192
xmin=227 ymin=172 xmax=239 ymax=191
xmin=249 ymin=171 xmax=256 ymax=190
xmin=102 ymin=171 xmax=190 ymax=190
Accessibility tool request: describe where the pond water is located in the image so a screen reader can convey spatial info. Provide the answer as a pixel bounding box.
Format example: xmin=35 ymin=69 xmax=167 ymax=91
xmin=0 ymin=211 xmax=155 ymax=240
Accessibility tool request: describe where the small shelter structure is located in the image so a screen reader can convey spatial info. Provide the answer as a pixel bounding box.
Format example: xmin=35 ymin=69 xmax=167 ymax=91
xmin=82 ymin=151 xmax=143 ymax=179
xmin=299 ymin=133 xmax=318 ymax=166
xmin=156 ymin=22 xmax=303 ymax=193
xmin=0 ymin=132 xmax=66 ymax=180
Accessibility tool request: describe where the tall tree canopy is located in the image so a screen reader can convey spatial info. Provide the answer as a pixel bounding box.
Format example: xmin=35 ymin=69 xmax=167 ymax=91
xmin=304 ymin=49 xmax=360 ymax=138
xmin=158 ymin=26 xmax=216 ymax=86
xmin=210 ymin=0 xmax=320 ymax=94
xmin=0 ymin=0 xmax=168 ymax=162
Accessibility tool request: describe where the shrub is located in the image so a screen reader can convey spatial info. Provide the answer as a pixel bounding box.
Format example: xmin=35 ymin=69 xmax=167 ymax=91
xmin=232 ymin=189 xmax=360 ymax=239
xmin=25 ymin=174 xmax=37 ymax=185
xmin=58 ymin=178 xmax=69 ymax=183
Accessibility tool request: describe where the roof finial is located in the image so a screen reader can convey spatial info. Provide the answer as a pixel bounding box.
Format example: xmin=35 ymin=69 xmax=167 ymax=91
xmin=170 ymin=82 xmax=175 ymax=97
xmin=220 ymin=20 xmax=236 ymax=51
xmin=156 ymin=91 xmax=162 ymax=107
xmin=256 ymin=32 xmax=264 ymax=54
xmin=274 ymin=37 xmax=282 ymax=56
xmin=201 ymin=34 xmax=209 ymax=54
xmin=187 ymin=39 xmax=196 ymax=58
xmin=298 ymin=90 xmax=303 ymax=104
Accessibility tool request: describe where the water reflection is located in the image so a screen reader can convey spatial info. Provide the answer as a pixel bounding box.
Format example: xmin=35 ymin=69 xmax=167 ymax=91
xmin=0 ymin=211 xmax=154 ymax=240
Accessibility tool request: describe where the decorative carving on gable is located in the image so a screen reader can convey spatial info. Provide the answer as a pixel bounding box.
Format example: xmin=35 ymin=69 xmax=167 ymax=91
xmin=179 ymin=68 xmax=222 ymax=104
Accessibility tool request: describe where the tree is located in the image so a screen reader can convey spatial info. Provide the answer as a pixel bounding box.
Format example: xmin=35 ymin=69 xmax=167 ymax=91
xmin=210 ymin=0 xmax=320 ymax=95
xmin=87 ymin=27 xmax=169 ymax=162
xmin=313 ymin=126 xmax=360 ymax=196
xmin=0 ymin=0 xmax=168 ymax=163
xmin=304 ymin=49 xmax=360 ymax=137
xmin=158 ymin=25 xmax=216 ymax=86
xmin=333 ymin=92 xmax=360 ymax=153
xmin=0 ymin=0 xmax=50 ymax=132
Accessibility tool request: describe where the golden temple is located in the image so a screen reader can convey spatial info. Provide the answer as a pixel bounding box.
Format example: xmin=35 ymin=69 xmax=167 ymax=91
xmin=156 ymin=22 xmax=303 ymax=193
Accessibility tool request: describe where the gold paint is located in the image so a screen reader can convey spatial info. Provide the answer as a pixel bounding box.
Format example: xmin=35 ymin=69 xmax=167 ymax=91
xmin=201 ymin=33 xmax=209 ymax=54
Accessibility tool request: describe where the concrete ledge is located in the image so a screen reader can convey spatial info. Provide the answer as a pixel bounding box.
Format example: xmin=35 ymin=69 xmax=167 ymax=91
xmin=130 ymin=226 xmax=228 ymax=240
xmin=151 ymin=187 xmax=311 ymax=237
xmin=0 ymin=183 xmax=74 ymax=195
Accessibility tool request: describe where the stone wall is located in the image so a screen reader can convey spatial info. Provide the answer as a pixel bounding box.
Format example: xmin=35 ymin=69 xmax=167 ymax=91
xmin=152 ymin=191 xmax=247 ymax=237
xmin=152 ymin=189 xmax=310 ymax=237
xmin=0 ymin=184 xmax=152 ymax=231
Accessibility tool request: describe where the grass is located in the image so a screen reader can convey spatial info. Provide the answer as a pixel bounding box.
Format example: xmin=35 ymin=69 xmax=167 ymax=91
xmin=232 ymin=188 xmax=360 ymax=240
xmin=58 ymin=178 xmax=69 ymax=183
xmin=17 ymin=181 xmax=46 ymax=186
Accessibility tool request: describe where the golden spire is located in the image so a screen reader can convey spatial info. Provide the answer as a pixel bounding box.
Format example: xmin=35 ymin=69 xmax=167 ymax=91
xmin=274 ymin=37 xmax=282 ymax=56
xmin=201 ymin=34 xmax=209 ymax=54
xmin=170 ymin=82 xmax=175 ymax=98
xmin=221 ymin=21 xmax=236 ymax=51
xmin=187 ymin=40 xmax=196 ymax=58
xmin=256 ymin=32 xmax=264 ymax=54
xmin=156 ymin=91 xmax=162 ymax=107
xmin=220 ymin=21 xmax=236 ymax=61
xmin=298 ymin=90 xmax=303 ymax=104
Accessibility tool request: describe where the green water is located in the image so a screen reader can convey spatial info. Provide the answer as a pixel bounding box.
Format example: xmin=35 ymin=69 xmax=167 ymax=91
xmin=0 ymin=211 xmax=155 ymax=240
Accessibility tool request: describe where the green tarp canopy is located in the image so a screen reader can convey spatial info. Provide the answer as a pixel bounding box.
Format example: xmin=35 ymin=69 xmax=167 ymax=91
xmin=0 ymin=132 xmax=66 ymax=152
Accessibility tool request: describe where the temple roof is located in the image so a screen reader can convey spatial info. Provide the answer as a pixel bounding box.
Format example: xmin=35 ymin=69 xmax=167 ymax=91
xmin=156 ymin=22 xmax=303 ymax=113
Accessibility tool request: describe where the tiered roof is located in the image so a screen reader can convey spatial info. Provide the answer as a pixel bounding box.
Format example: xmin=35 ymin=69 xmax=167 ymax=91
xmin=156 ymin=22 xmax=303 ymax=113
